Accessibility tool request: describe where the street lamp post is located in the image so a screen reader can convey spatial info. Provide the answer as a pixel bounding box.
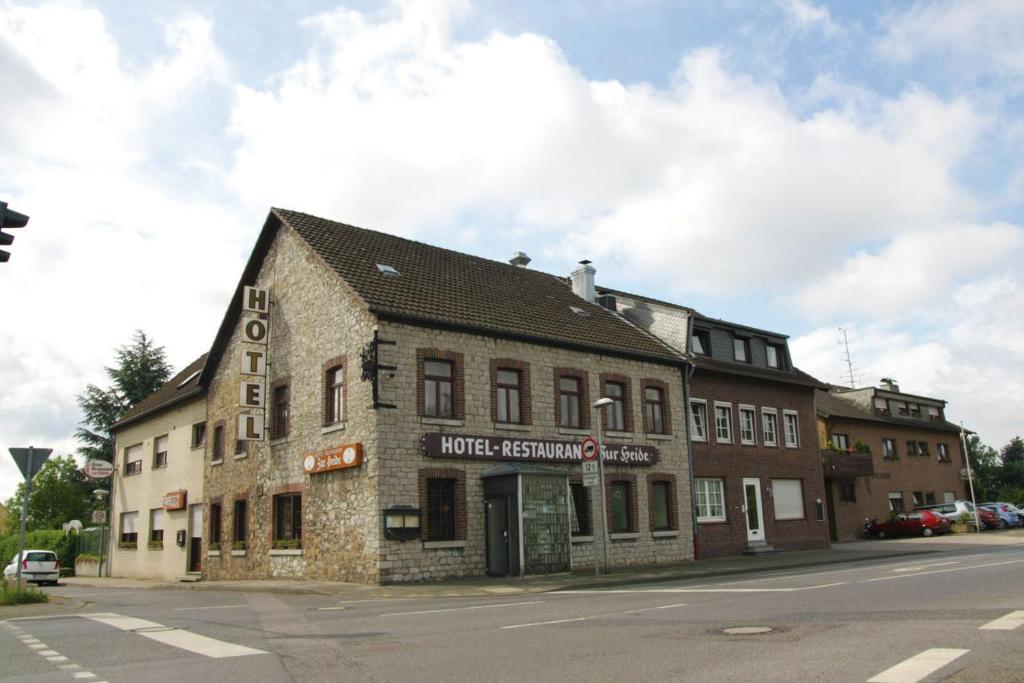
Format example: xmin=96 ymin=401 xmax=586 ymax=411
xmin=94 ymin=489 xmax=109 ymax=578
xmin=593 ymin=397 xmax=614 ymax=575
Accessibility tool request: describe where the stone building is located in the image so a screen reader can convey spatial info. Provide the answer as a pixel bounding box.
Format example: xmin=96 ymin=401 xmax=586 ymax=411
xmin=597 ymin=289 xmax=831 ymax=558
xmin=199 ymin=208 xmax=694 ymax=584
xmin=817 ymin=380 xmax=968 ymax=541
xmin=108 ymin=355 xmax=207 ymax=579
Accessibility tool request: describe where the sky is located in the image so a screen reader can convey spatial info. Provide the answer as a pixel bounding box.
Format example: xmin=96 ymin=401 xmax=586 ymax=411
xmin=1 ymin=0 xmax=1022 ymax=501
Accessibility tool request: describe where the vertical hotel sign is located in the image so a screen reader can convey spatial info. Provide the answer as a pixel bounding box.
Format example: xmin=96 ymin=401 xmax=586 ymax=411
xmin=238 ymin=286 xmax=269 ymax=440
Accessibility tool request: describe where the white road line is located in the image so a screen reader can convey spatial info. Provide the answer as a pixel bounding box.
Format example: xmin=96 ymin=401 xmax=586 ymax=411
xmin=503 ymin=603 xmax=687 ymax=630
xmin=861 ymin=559 xmax=1024 ymax=583
xmin=82 ymin=612 xmax=266 ymax=659
xmin=38 ymin=649 xmax=59 ymax=656
xmin=172 ymin=605 xmax=249 ymax=611
xmin=980 ymin=610 xmax=1024 ymax=630
xmin=382 ymin=600 xmax=544 ymax=617
xmin=317 ymin=607 xmax=348 ymax=611
xmin=560 ymin=582 xmax=848 ymax=594
xmin=72 ymin=673 xmax=97 ymax=680
xmin=867 ymin=648 xmax=968 ymax=683
xmin=28 ymin=643 xmax=47 ymax=649
xmin=47 ymin=656 xmax=69 ymax=662
xmin=892 ymin=561 xmax=959 ymax=573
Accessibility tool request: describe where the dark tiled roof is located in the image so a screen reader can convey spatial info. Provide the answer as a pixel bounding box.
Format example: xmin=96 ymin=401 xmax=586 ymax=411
xmin=816 ymin=390 xmax=962 ymax=433
xmin=274 ymin=209 xmax=685 ymax=365
xmin=112 ymin=354 xmax=207 ymax=431
xmin=695 ymin=356 xmax=827 ymax=389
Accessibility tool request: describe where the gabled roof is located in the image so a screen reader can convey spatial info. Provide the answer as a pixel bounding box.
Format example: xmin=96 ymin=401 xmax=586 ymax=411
xmin=694 ymin=355 xmax=827 ymax=389
xmin=816 ymin=390 xmax=963 ymax=434
xmin=111 ymin=354 xmax=208 ymax=431
xmin=201 ymin=209 xmax=686 ymax=384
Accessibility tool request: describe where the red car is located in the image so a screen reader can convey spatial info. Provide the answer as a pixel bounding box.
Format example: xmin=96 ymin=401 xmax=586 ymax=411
xmin=866 ymin=510 xmax=951 ymax=538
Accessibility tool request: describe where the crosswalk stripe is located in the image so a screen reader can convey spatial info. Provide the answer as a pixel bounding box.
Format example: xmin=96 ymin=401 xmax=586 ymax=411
xmin=979 ymin=610 xmax=1024 ymax=630
xmin=867 ymin=648 xmax=968 ymax=683
xmin=81 ymin=612 xmax=265 ymax=659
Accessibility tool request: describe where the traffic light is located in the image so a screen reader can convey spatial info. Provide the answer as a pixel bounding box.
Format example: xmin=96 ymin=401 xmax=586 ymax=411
xmin=0 ymin=201 xmax=30 ymax=263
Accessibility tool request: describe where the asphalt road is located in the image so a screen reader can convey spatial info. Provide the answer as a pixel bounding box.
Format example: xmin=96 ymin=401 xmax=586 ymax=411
xmin=3 ymin=545 xmax=1024 ymax=682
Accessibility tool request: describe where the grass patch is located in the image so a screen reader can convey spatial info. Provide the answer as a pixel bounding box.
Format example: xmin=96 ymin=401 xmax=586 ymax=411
xmin=0 ymin=583 xmax=50 ymax=606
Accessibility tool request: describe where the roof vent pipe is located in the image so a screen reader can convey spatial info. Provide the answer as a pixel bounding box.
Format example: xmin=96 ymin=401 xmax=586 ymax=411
xmin=571 ymin=260 xmax=596 ymax=303
xmin=509 ymin=252 xmax=531 ymax=268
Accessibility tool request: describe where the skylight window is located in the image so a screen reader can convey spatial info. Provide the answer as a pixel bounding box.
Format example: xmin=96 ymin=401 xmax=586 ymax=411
xmin=569 ymin=306 xmax=589 ymax=317
xmin=177 ymin=370 xmax=201 ymax=388
xmin=376 ymin=263 xmax=400 ymax=276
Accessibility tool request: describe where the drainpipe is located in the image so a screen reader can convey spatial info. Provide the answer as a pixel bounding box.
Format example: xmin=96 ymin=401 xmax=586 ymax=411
xmin=681 ymin=316 xmax=699 ymax=559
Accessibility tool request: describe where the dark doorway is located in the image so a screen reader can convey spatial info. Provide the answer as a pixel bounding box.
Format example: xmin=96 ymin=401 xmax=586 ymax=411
xmin=824 ymin=479 xmax=838 ymax=542
xmin=485 ymin=496 xmax=511 ymax=576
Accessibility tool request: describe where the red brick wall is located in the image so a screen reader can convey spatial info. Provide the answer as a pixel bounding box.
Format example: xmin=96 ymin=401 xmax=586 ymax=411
xmin=691 ymin=372 xmax=830 ymax=558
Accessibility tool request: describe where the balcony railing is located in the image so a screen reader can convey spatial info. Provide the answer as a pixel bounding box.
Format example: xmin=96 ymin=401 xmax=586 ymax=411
xmin=821 ymin=449 xmax=875 ymax=478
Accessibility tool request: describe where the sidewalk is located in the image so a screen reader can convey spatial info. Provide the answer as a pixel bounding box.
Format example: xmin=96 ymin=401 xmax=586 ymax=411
xmin=54 ymin=535 xmax=1013 ymax=601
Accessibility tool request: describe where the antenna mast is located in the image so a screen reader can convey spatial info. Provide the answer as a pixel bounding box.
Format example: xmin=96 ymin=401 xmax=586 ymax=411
xmin=839 ymin=326 xmax=856 ymax=388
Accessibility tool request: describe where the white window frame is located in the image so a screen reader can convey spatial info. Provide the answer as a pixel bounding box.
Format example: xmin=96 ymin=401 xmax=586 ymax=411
xmin=771 ymin=479 xmax=805 ymax=520
xmin=783 ymin=410 xmax=799 ymax=448
xmin=888 ymin=491 xmax=904 ymax=512
xmin=761 ymin=408 xmax=778 ymax=446
xmin=694 ymin=478 xmax=726 ymax=522
xmin=689 ymin=399 xmax=708 ymax=442
xmin=714 ymin=402 xmax=733 ymax=443
xmin=738 ymin=405 xmax=756 ymax=445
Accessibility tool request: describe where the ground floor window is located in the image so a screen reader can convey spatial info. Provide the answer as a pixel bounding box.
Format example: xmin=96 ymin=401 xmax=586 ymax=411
xmin=119 ymin=511 xmax=138 ymax=545
xmin=273 ymin=494 xmax=302 ymax=546
xmin=838 ymin=480 xmax=856 ymax=503
xmin=609 ymin=481 xmax=635 ymax=533
xmin=569 ymin=482 xmax=591 ymax=536
xmin=149 ymin=509 xmax=164 ymax=544
xmin=695 ymin=478 xmax=726 ymax=521
xmin=943 ymin=491 xmax=955 ymax=503
xmin=209 ymin=503 xmax=222 ymax=546
xmin=771 ymin=479 xmax=805 ymax=520
xmin=427 ymin=479 xmax=457 ymax=540
xmin=888 ymin=492 xmax=904 ymax=513
xmin=233 ymin=499 xmax=248 ymax=548
xmin=649 ymin=478 xmax=676 ymax=531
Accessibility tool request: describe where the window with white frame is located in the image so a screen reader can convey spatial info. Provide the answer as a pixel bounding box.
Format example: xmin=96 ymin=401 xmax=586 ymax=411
xmin=783 ymin=410 xmax=799 ymax=448
xmin=772 ymin=479 xmax=805 ymax=520
xmin=937 ymin=443 xmax=950 ymax=461
xmin=761 ymin=409 xmax=778 ymax=446
xmin=714 ymin=402 xmax=732 ymax=443
xmin=124 ymin=444 xmax=143 ymax=476
xmin=888 ymin=491 xmax=904 ymax=513
xmin=690 ymin=400 xmax=708 ymax=442
xmin=694 ymin=478 xmax=726 ymax=521
xmin=739 ymin=406 xmax=756 ymax=445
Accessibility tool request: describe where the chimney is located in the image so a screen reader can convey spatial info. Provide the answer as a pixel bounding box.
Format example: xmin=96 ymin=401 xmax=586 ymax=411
xmin=571 ymin=260 xmax=596 ymax=303
xmin=509 ymin=252 xmax=531 ymax=268
xmin=880 ymin=377 xmax=900 ymax=393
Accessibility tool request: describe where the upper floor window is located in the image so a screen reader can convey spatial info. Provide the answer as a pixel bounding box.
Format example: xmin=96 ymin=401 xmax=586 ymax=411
xmin=191 ymin=422 xmax=206 ymax=448
xmin=832 ymin=433 xmax=849 ymax=450
xmin=906 ymin=440 xmax=919 ymax=456
xmin=496 ymin=369 xmax=522 ymax=423
xmin=691 ymin=330 xmax=710 ymax=356
xmin=559 ymin=376 xmax=581 ymax=428
xmin=212 ymin=424 xmax=224 ymax=461
xmin=739 ymin=406 xmax=756 ymax=445
xmin=714 ymin=402 xmax=732 ymax=443
xmin=918 ymin=442 xmax=930 ymax=456
xmin=766 ymin=344 xmax=781 ymax=368
xmin=605 ymin=381 xmax=626 ymax=431
xmin=424 ymin=360 xmax=454 ymax=418
xmin=733 ymin=337 xmax=749 ymax=363
xmin=271 ymin=385 xmax=290 ymax=438
xmin=153 ymin=435 xmax=168 ymax=468
xmin=762 ymin=409 xmax=778 ymax=446
xmin=937 ymin=443 xmax=951 ymax=461
xmin=119 ymin=511 xmax=138 ymax=545
xmin=783 ymin=411 xmax=799 ymax=448
xmin=644 ymin=386 xmax=665 ymax=434
xmin=325 ymin=365 xmax=344 ymax=424
xmin=690 ymin=400 xmax=708 ymax=442
xmin=124 ymin=444 xmax=142 ymax=476
xmin=882 ymin=438 xmax=898 ymax=459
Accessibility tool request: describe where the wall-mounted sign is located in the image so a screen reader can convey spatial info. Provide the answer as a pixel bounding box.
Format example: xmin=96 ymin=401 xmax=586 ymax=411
xmin=241 ymin=349 xmax=267 ymax=376
xmin=303 ymin=443 xmax=363 ymax=475
xmin=239 ymin=286 xmax=270 ymax=439
xmin=422 ymin=433 xmax=659 ymax=466
xmin=243 ymin=285 xmax=269 ymax=314
xmin=240 ymin=381 xmax=265 ymax=408
xmin=239 ymin=414 xmax=265 ymax=441
xmin=92 ymin=510 xmax=106 ymax=524
xmin=83 ymin=459 xmax=114 ymax=479
xmin=162 ymin=490 xmax=187 ymax=510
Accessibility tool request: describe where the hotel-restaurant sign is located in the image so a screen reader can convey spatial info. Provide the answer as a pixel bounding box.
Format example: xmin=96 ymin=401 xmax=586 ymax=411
xmin=162 ymin=490 xmax=187 ymax=510
xmin=303 ymin=443 xmax=363 ymax=475
xmin=422 ymin=433 xmax=659 ymax=466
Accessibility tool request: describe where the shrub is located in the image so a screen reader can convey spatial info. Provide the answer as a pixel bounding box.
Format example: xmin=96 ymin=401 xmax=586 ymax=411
xmin=0 ymin=583 xmax=50 ymax=606
xmin=0 ymin=530 xmax=77 ymax=569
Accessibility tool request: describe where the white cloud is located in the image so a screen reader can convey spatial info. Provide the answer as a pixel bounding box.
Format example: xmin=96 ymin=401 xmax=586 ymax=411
xmin=776 ymin=0 xmax=839 ymax=36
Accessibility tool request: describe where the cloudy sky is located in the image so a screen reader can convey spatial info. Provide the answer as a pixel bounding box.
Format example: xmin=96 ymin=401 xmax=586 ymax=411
xmin=1 ymin=0 xmax=1022 ymax=501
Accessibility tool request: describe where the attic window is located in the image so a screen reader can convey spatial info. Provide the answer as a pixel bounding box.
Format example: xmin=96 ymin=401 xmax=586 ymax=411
xmin=569 ymin=306 xmax=589 ymax=317
xmin=177 ymin=370 xmax=201 ymax=388
xmin=376 ymin=264 xmax=400 ymax=277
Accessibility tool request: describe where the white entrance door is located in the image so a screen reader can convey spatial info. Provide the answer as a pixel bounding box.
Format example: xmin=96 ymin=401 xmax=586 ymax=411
xmin=743 ymin=478 xmax=766 ymax=544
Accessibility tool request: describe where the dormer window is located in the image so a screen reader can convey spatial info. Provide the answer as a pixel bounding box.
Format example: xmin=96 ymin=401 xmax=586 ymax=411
xmin=692 ymin=330 xmax=710 ymax=356
xmin=733 ymin=336 xmax=749 ymax=363
xmin=766 ymin=344 xmax=781 ymax=369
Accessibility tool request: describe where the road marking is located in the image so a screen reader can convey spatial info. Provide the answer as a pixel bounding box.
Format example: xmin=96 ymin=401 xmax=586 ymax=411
xmin=560 ymin=582 xmax=848 ymax=594
xmin=317 ymin=607 xmax=348 ymax=611
xmin=38 ymin=649 xmax=59 ymax=656
xmin=47 ymin=656 xmax=69 ymax=662
xmin=172 ymin=605 xmax=249 ymax=611
xmin=82 ymin=612 xmax=266 ymax=659
xmin=980 ymin=610 xmax=1024 ymax=630
xmin=382 ymin=600 xmax=544 ymax=617
xmin=892 ymin=561 xmax=959 ymax=572
xmin=28 ymin=643 xmax=47 ymax=649
xmin=503 ymin=603 xmax=687 ymax=630
xmin=861 ymin=559 xmax=1024 ymax=583
xmin=73 ymin=673 xmax=97 ymax=680
xmin=867 ymin=648 xmax=968 ymax=682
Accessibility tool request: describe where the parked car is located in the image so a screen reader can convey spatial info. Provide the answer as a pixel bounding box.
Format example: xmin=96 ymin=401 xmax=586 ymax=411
xmin=3 ymin=549 xmax=60 ymax=585
xmin=914 ymin=500 xmax=996 ymax=530
xmin=979 ymin=503 xmax=1018 ymax=529
xmin=865 ymin=510 xmax=951 ymax=538
xmin=981 ymin=502 xmax=1024 ymax=527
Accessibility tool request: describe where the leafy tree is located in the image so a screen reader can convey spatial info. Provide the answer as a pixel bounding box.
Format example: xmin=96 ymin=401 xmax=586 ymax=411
xmin=965 ymin=434 xmax=1001 ymax=501
xmin=3 ymin=456 xmax=92 ymax=535
xmin=1001 ymin=436 xmax=1024 ymax=464
xmin=75 ymin=330 xmax=172 ymax=462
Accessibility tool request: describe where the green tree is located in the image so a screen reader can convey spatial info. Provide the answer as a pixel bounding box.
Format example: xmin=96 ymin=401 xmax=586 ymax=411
xmin=965 ymin=434 xmax=1001 ymax=501
xmin=75 ymin=330 xmax=172 ymax=462
xmin=3 ymin=456 xmax=92 ymax=534
xmin=1001 ymin=436 xmax=1024 ymax=464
